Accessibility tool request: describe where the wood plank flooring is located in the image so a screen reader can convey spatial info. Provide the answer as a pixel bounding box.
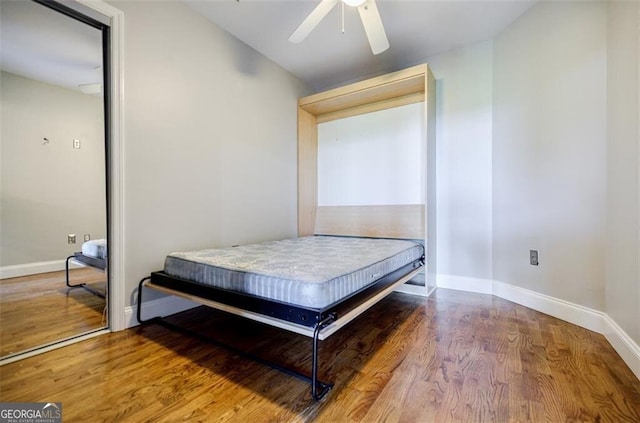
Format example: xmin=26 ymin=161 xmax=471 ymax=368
xmin=0 ymin=268 xmax=106 ymax=356
xmin=1 ymin=289 xmax=639 ymax=422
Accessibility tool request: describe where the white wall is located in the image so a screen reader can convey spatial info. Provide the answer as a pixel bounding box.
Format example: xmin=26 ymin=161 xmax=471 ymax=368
xmin=0 ymin=71 xmax=106 ymax=267
xmin=317 ymin=103 xmax=424 ymax=206
xmin=106 ymin=0 xmax=308 ymax=306
xmin=492 ymin=1 xmax=607 ymax=311
xmin=427 ymin=41 xmax=494 ymax=281
xmin=606 ymin=0 xmax=639 ymax=345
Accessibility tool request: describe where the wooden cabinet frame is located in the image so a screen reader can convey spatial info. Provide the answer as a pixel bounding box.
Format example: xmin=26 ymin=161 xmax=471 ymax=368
xmin=297 ymin=64 xmax=437 ymax=294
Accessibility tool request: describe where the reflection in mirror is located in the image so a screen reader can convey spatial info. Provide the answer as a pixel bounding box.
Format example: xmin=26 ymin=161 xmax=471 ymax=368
xmin=0 ymin=0 xmax=107 ymax=358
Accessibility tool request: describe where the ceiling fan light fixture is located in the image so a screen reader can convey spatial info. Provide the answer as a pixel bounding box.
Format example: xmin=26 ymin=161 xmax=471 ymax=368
xmin=341 ymin=0 xmax=366 ymax=7
xmin=289 ymin=0 xmax=388 ymax=55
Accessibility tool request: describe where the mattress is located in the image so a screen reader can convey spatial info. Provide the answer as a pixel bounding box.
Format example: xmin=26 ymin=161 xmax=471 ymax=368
xmin=164 ymin=236 xmax=424 ymax=309
xmin=81 ymin=238 xmax=107 ymax=260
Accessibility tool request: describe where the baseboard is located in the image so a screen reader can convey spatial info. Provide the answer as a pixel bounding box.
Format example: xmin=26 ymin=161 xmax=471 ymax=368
xmin=0 ymin=259 xmax=84 ymax=279
xmin=395 ymin=283 xmax=432 ymax=297
xmin=125 ymin=295 xmax=198 ymax=328
xmin=602 ymin=314 xmax=640 ymax=379
xmin=491 ymin=280 xmax=606 ymax=334
xmin=436 ymin=274 xmax=493 ymax=295
xmin=437 ymin=274 xmax=640 ymax=380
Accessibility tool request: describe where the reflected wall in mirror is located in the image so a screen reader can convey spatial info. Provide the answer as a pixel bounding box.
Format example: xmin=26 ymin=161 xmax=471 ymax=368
xmin=0 ymin=0 xmax=108 ymax=358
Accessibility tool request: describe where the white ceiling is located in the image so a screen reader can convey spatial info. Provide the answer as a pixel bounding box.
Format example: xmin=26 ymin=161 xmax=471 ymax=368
xmin=0 ymin=0 xmax=103 ymax=93
xmin=0 ymin=0 xmax=536 ymax=93
xmin=186 ymin=0 xmax=537 ymax=90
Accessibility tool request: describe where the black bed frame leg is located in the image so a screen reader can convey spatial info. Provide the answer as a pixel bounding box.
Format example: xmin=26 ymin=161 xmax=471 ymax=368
xmin=65 ymin=254 xmax=106 ymax=298
xmin=137 ymin=276 xmax=160 ymax=325
xmin=65 ymin=255 xmax=82 ymax=288
xmin=311 ymin=313 xmax=336 ymax=401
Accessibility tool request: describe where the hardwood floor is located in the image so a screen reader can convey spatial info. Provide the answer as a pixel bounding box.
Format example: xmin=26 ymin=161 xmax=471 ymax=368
xmin=0 ymin=268 xmax=106 ymax=356
xmin=1 ymin=289 xmax=639 ymax=422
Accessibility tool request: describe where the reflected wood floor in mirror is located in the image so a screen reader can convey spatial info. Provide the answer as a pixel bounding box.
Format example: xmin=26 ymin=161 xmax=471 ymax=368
xmin=0 ymin=268 xmax=106 ymax=357
xmin=1 ymin=289 xmax=639 ymax=422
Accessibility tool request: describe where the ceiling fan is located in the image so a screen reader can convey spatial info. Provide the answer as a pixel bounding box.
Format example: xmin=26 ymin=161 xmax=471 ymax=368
xmin=289 ymin=0 xmax=389 ymax=55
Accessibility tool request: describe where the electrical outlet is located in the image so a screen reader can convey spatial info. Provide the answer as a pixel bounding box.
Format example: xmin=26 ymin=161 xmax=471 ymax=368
xmin=73 ymin=139 xmax=81 ymax=149
xmin=84 ymin=234 xmax=91 ymax=242
xmin=530 ymin=250 xmax=539 ymax=266
xmin=68 ymin=234 xmax=77 ymax=244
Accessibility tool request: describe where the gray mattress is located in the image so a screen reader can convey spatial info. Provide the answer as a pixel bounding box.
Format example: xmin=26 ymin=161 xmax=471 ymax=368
xmin=81 ymin=239 xmax=107 ymax=260
xmin=164 ymin=236 xmax=423 ymax=309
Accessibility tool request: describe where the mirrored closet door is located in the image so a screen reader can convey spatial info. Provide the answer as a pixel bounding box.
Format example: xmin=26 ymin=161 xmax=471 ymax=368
xmin=0 ymin=0 xmax=109 ymax=359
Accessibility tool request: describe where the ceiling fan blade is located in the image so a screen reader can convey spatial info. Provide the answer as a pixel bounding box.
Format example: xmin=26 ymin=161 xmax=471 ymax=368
xmin=357 ymin=0 xmax=389 ymax=55
xmin=289 ymin=0 xmax=339 ymax=44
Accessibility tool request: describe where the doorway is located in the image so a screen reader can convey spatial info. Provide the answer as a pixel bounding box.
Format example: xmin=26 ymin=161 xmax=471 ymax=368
xmin=0 ymin=0 xmax=111 ymax=359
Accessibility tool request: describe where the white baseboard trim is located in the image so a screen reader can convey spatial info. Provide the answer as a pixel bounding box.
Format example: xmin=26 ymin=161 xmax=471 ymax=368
xmin=436 ymin=274 xmax=493 ymax=295
xmin=0 ymin=259 xmax=84 ymax=279
xmin=437 ymin=274 xmax=640 ymax=380
xmin=602 ymin=313 xmax=640 ymax=379
xmin=125 ymin=295 xmax=198 ymax=329
xmin=492 ymin=280 xmax=606 ymax=334
xmin=395 ymin=283 xmax=432 ymax=297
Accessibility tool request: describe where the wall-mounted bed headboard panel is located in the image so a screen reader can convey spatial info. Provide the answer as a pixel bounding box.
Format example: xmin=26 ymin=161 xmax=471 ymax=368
xmin=297 ymin=64 xmax=436 ymax=241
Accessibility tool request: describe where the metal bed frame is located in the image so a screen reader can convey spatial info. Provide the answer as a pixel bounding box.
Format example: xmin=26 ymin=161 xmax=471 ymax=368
xmin=137 ymin=257 xmax=424 ymax=401
xmin=65 ymin=252 xmax=107 ymax=298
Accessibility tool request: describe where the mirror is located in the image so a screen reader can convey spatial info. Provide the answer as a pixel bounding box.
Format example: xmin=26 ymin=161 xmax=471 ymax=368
xmin=0 ymin=0 xmax=108 ymax=358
